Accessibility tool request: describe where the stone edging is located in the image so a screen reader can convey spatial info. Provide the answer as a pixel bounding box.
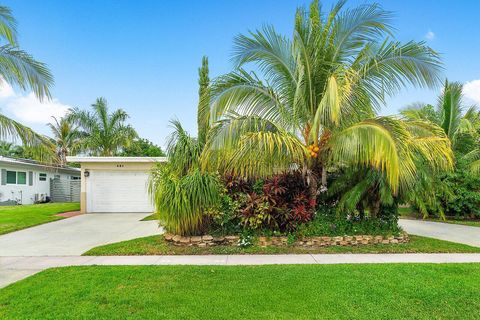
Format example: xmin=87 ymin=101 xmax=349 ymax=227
xmin=163 ymin=233 xmax=409 ymax=248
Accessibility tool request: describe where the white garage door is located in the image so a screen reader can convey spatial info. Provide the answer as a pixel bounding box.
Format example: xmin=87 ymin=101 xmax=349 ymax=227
xmin=87 ymin=170 xmax=154 ymax=213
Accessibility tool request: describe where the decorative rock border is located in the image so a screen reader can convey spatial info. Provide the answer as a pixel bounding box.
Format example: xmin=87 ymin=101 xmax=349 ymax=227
xmin=163 ymin=233 xmax=409 ymax=248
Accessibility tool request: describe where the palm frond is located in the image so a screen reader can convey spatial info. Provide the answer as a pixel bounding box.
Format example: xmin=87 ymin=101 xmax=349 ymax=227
xmin=0 ymin=45 xmax=53 ymax=100
xmin=0 ymin=6 xmax=17 ymax=45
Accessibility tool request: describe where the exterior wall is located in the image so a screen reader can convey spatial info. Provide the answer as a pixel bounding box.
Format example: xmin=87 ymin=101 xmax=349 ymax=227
xmin=0 ymin=163 xmax=80 ymax=205
xmin=79 ymin=162 xmax=157 ymax=213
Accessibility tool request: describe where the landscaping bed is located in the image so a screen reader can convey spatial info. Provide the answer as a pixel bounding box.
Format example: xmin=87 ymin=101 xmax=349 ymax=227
xmin=0 ymin=203 xmax=81 ymax=235
xmin=164 ymin=232 xmax=409 ymax=248
xmin=1 ymin=264 xmax=480 ymax=319
xmin=83 ymin=234 xmax=480 ymax=256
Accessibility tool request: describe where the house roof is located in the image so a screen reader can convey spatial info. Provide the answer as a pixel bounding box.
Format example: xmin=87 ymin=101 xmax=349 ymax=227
xmin=0 ymin=156 xmax=81 ymax=174
xmin=66 ymin=156 xmax=167 ymax=163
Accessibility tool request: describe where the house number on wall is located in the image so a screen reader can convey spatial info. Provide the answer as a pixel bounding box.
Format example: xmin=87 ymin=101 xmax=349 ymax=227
xmin=116 ymin=164 xmax=124 ymax=168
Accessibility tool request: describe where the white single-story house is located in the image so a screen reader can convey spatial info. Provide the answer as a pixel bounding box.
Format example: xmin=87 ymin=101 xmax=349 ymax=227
xmin=0 ymin=156 xmax=81 ymax=205
xmin=66 ymin=156 xmax=167 ymax=213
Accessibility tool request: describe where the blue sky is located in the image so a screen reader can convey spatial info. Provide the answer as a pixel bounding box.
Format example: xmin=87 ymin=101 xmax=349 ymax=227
xmin=1 ymin=0 xmax=480 ymax=147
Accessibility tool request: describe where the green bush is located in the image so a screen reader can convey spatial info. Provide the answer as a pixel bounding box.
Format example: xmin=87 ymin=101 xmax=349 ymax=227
xmin=438 ymin=159 xmax=480 ymax=218
xmin=296 ymin=209 xmax=402 ymax=237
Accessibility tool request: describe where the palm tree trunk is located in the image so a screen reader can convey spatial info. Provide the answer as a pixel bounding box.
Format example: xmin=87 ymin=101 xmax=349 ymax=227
xmin=321 ymin=165 xmax=327 ymax=187
xmin=303 ymin=164 xmax=318 ymax=202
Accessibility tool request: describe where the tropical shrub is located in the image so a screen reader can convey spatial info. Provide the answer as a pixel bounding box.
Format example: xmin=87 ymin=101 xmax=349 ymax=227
xmin=437 ymin=158 xmax=480 ymax=219
xmin=205 ymin=193 xmax=242 ymax=235
xmin=149 ymin=121 xmax=222 ymax=236
xmin=223 ymin=172 xmax=316 ymax=233
xmin=296 ymin=208 xmax=402 ymax=237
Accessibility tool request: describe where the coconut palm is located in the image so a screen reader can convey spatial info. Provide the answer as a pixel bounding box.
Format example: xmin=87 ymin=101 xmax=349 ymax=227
xmin=47 ymin=116 xmax=82 ymax=165
xmin=204 ymin=0 xmax=452 ymax=207
xmin=68 ymin=98 xmax=137 ymax=156
xmin=0 ymin=6 xmax=54 ymax=158
xmin=149 ymin=57 xmax=222 ymax=235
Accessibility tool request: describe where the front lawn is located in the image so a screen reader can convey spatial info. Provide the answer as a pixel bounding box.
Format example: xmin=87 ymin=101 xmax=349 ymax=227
xmin=1 ymin=264 xmax=479 ymax=319
xmin=0 ymin=202 xmax=80 ymax=235
xmin=83 ymin=234 xmax=480 ymax=255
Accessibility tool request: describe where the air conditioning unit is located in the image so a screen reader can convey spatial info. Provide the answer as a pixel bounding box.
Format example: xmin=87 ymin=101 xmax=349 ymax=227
xmin=34 ymin=193 xmax=46 ymax=203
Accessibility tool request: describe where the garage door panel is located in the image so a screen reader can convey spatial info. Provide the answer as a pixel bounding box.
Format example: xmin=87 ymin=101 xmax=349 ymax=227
xmin=87 ymin=171 xmax=154 ymax=213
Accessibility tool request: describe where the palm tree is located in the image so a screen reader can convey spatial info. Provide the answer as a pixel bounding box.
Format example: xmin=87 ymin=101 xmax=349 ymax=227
xmin=0 ymin=141 xmax=25 ymax=157
xmin=68 ymin=98 xmax=137 ymax=156
xmin=401 ymin=80 xmax=478 ymax=149
xmin=203 ymin=0 xmax=452 ymax=213
xmin=47 ymin=116 xmax=82 ymax=165
xmin=0 ymin=6 xmax=54 ymax=158
xmin=149 ymin=57 xmax=221 ymax=235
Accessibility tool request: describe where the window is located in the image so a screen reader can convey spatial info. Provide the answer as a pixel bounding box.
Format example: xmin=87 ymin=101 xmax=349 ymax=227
xmin=6 ymin=171 xmax=27 ymax=184
xmin=39 ymin=173 xmax=47 ymax=181
xmin=17 ymin=172 xmax=26 ymax=185
xmin=6 ymin=171 xmax=16 ymax=184
xmin=71 ymin=176 xmax=80 ymax=180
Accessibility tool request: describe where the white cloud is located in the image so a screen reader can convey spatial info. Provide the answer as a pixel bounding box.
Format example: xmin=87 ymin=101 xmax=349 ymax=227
xmin=0 ymin=81 xmax=15 ymax=99
xmin=425 ymin=30 xmax=435 ymax=40
xmin=5 ymin=93 xmax=70 ymax=124
xmin=0 ymin=80 xmax=71 ymax=125
xmin=464 ymin=79 xmax=480 ymax=105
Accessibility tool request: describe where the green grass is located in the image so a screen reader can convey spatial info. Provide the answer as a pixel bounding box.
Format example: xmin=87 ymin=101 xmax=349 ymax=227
xmin=83 ymin=234 xmax=480 ymax=255
xmin=1 ymin=264 xmax=479 ymax=319
xmin=140 ymin=213 xmax=158 ymax=221
xmin=0 ymin=202 xmax=80 ymax=235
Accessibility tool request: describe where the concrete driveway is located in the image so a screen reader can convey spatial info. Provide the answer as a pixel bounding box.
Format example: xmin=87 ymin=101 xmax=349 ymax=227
xmin=399 ymin=219 xmax=480 ymax=247
xmin=0 ymin=213 xmax=162 ymax=256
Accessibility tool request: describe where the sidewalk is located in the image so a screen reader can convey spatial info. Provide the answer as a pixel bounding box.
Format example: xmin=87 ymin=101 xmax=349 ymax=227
xmin=2 ymin=253 xmax=480 ymax=288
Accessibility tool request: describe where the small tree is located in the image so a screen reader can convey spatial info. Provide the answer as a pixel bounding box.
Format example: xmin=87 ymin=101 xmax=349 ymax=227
xmin=120 ymin=138 xmax=165 ymax=157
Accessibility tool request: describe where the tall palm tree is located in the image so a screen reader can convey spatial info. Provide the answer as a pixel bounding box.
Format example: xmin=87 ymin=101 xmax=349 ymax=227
xmin=204 ymin=0 xmax=452 ymax=209
xmin=68 ymin=98 xmax=137 ymax=156
xmin=47 ymin=116 xmax=82 ymax=165
xmin=0 ymin=6 xmax=54 ymax=158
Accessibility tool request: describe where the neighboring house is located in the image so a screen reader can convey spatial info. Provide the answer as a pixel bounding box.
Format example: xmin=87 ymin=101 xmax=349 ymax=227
xmin=0 ymin=156 xmax=81 ymax=205
xmin=66 ymin=156 xmax=166 ymax=213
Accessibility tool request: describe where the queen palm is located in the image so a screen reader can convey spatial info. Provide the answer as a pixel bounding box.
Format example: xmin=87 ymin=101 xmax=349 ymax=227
xmin=68 ymin=98 xmax=137 ymax=156
xmin=204 ymin=0 xmax=453 ymax=208
xmin=0 ymin=6 xmax=54 ymax=157
xmin=47 ymin=116 xmax=82 ymax=165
